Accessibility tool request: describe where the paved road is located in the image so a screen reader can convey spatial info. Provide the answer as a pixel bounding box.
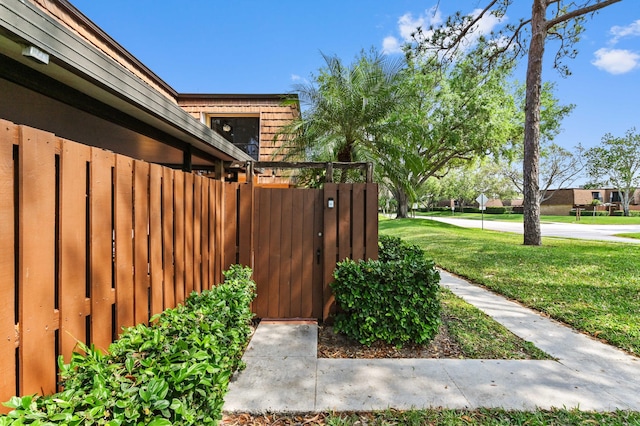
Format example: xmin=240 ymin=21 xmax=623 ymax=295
xmin=420 ymin=216 xmax=640 ymax=244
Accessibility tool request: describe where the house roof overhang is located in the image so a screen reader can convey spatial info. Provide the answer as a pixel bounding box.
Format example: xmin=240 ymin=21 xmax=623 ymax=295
xmin=0 ymin=0 xmax=253 ymax=167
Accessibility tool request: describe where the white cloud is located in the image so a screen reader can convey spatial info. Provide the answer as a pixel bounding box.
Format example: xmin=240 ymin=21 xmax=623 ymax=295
xmin=383 ymin=5 xmax=505 ymax=55
xmin=382 ymin=36 xmax=402 ymax=54
xmin=609 ymin=19 xmax=640 ymax=45
xmin=382 ymin=7 xmax=443 ymax=54
xmin=291 ymin=74 xmax=302 ymax=81
xmin=592 ymin=48 xmax=640 ymax=74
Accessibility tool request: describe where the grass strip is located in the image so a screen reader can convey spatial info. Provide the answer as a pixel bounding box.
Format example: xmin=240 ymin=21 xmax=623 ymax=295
xmin=440 ymin=288 xmax=549 ymax=359
xmin=380 ymin=218 xmax=640 ymax=355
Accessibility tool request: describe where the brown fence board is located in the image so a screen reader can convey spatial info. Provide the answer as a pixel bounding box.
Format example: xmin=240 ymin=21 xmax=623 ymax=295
xmin=351 ymin=184 xmax=365 ymax=260
xmin=133 ymin=161 xmax=150 ymax=325
xmin=338 ymin=184 xmax=351 ymax=261
xmin=200 ymin=179 xmax=210 ymax=290
xmin=365 ymin=183 xmax=379 ymax=260
xmin=193 ymin=176 xmax=202 ymax=293
xmin=311 ymin=190 xmax=323 ymax=319
xmin=323 ymin=183 xmax=338 ymax=320
xmin=18 ymin=126 xmax=57 ymax=396
xmin=149 ymin=164 xmax=164 ymax=316
xmin=268 ymin=189 xmax=282 ymax=318
xmin=115 ymin=155 xmax=134 ymax=332
xmin=90 ymin=148 xmax=115 ymax=352
xmin=174 ymin=172 xmax=185 ymax=304
xmin=212 ymin=180 xmax=223 ymax=285
xmin=238 ymin=183 xmax=253 ymax=268
xmin=59 ymin=139 xmax=90 ymax=362
xmin=279 ymin=189 xmax=293 ymax=318
xmin=184 ymin=173 xmax=194 ymax=296
xmin=223 ymin=183 xmax=238 ymax=269
xmin=161 ymin=168 xmax=175 ymax=308
xmin=253 ymin=188 xmax=269 ymax=317
xmin=0 ymin=121 xmax=17 ymax=407
xmin=290 ymin=190 xmax=304 ymax=317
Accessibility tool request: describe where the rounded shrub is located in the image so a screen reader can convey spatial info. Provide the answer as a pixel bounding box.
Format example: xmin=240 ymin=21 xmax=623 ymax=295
xmin=331 ymin=235 xmax=441 ymax=346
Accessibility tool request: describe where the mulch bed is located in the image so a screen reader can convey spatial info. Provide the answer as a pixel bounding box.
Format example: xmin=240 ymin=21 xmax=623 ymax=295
xmin=317 ymin=324 xmax=464 ymax=359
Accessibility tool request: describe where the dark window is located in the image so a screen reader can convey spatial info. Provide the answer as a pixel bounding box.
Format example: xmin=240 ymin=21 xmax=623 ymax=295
xmin=611 ymin=191 xmax=622 ymax=202
xmin=210 ymin=117 xmax=260 ymax=160
xmin=591 ymin=191 xmax=602 ymax=201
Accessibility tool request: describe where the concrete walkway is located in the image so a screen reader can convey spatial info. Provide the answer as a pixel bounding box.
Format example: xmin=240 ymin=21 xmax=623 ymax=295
xmin=223 ymin=271 xmax=640 ymax=413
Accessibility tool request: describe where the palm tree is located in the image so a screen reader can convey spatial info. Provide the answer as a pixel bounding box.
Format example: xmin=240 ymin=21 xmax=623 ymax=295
xmin=278 ymin=49 xmax=404 ymax=182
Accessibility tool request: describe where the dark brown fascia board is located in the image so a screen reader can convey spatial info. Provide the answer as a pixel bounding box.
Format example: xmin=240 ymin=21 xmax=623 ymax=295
xmin=0 ymin=0 xmax=252 ymax=163
xmin=54 ymin=0 xmax=178 ymax=99
xmin=178 ymin=93 xmax=298 ymax=100
xmin=178 ymin=93 xmax=300 ymax=108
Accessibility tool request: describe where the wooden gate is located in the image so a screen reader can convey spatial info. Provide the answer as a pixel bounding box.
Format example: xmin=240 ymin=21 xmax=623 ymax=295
xmin=240 ymin=183 xmax=378 ymax=321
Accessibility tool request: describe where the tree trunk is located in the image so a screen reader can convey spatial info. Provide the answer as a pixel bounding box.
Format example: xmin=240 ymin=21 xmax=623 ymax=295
xmin=337 ymin=143 xmax=353 ymax=183
xmin=395 ymin=187 xmax=410 ymax=219
xmin=522 ymin=0 xmax=546 ymax=246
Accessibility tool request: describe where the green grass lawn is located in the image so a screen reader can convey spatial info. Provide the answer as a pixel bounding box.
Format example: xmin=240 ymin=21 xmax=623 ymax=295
xmin=615 ymin=233 xmax=640 ymax=240
xmin=414 ymin=210 xmax=640 ymax=225
xmin=379 ymin=218 xmax=640 ymax=355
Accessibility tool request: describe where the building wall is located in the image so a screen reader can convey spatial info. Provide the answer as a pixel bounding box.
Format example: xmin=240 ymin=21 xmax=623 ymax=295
xmin=178 ymin=96 xmax=300 ymax=186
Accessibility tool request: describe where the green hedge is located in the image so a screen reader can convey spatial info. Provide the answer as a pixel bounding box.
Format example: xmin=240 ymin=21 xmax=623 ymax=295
xmin=331 ymin=235 xmax=441 ymax=346
xmin=570 ymin=210 xmax=610 ymax=217
xmin=611 ymin=210 xmax=640 ymax=217
xmin=1 ymin=265 xmax=256 ymax=426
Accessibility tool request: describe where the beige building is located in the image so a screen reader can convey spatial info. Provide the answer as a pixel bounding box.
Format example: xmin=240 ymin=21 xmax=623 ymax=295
xmin=542 ymin=188 xmax=640 ymax=215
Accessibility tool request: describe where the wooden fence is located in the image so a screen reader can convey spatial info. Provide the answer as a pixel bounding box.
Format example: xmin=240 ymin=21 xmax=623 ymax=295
xmin=0 ymin=120 xmax=378 ymax=407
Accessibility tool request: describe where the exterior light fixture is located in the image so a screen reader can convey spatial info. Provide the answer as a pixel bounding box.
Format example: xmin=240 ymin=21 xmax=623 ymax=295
xmin=222 ymin=124 xmax=231 ymax=132
xmin=22 ymin=45 xmax=49 ymax=64
xmin=327 ymin=198 xmax=334 ymax=209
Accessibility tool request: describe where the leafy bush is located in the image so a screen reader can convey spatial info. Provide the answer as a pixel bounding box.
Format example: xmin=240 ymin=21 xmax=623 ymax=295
xmin=1 ymin=265 xmax=256 ymax=426
xmin=331 ymin=236 xmax=441 ymax=346
xmin=611 ymin=210 xmax=640 ymax=217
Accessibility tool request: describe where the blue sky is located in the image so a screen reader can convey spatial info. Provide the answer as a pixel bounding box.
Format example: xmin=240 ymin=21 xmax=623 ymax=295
xmin=70 ymin=1 xmax=639 ymax=152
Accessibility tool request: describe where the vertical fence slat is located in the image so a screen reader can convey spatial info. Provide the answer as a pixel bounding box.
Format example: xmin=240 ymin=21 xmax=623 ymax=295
xmin=149 ymin=164 xmax=163 ymax=316
xmin=90 ymin=148 xmax=115 ymax=352
xmin=338 ymin=184 xmax=351 ymax=261
xmin=254 ymin=188 xmax=270 ymax=317
xmin=18 ymin=126 xmax=57 ymax=396
xmin=0 ymin=121 xmax=17 ymax=407
xmin=200 ymin=178 xmax=210 ymax=290
xmin=351 ymin=184 xmax=365 ymax=261
xmin=208 ymin=181 xmax=221 ymax=286
xmin=174 ymin=172 xmax=185 ymax=304
xmin=323 ymin=183 xmax=338 ymax=321
xmin=213 ymin=180 xmax=223 ymax=285
xmin=268 ymin=189 xmax=282 ymax=318
xmin=279 ymin=189 xmax=293 ymax=318
xmin=311 ymin=189 xmax=324 ymax=320
xmin=223 ymin=183 xmax=238 ymax=270
xmin=115 ymin=155 xmax=134 ymax=332
xmin=290 ymin=190 xmax=304 ymax=318
xmin=59 ymin=139 xmax=90 ymax=363
xmin=133 ymin=161 xmax=150 ymax=324
xmin=238 ymin=183 xmax=253 ymax=268
xmin=365 ymin=183 xmax=379 ymax=260
xmin=162 ymin=168 xmax=175 ymax=309
xmin=193 ymin=175 xmax=202 ymax=293
xmin=184 ymin=173 xmax=194 ymax=297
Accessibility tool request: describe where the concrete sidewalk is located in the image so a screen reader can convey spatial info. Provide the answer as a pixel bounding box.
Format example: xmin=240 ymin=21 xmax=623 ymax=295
xmin=223 ymin=271 xmax=640 ymax=413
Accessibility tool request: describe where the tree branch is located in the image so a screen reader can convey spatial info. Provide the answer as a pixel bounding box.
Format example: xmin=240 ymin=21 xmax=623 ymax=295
xmin=545 ymin=0 xmax=622 ymax=30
